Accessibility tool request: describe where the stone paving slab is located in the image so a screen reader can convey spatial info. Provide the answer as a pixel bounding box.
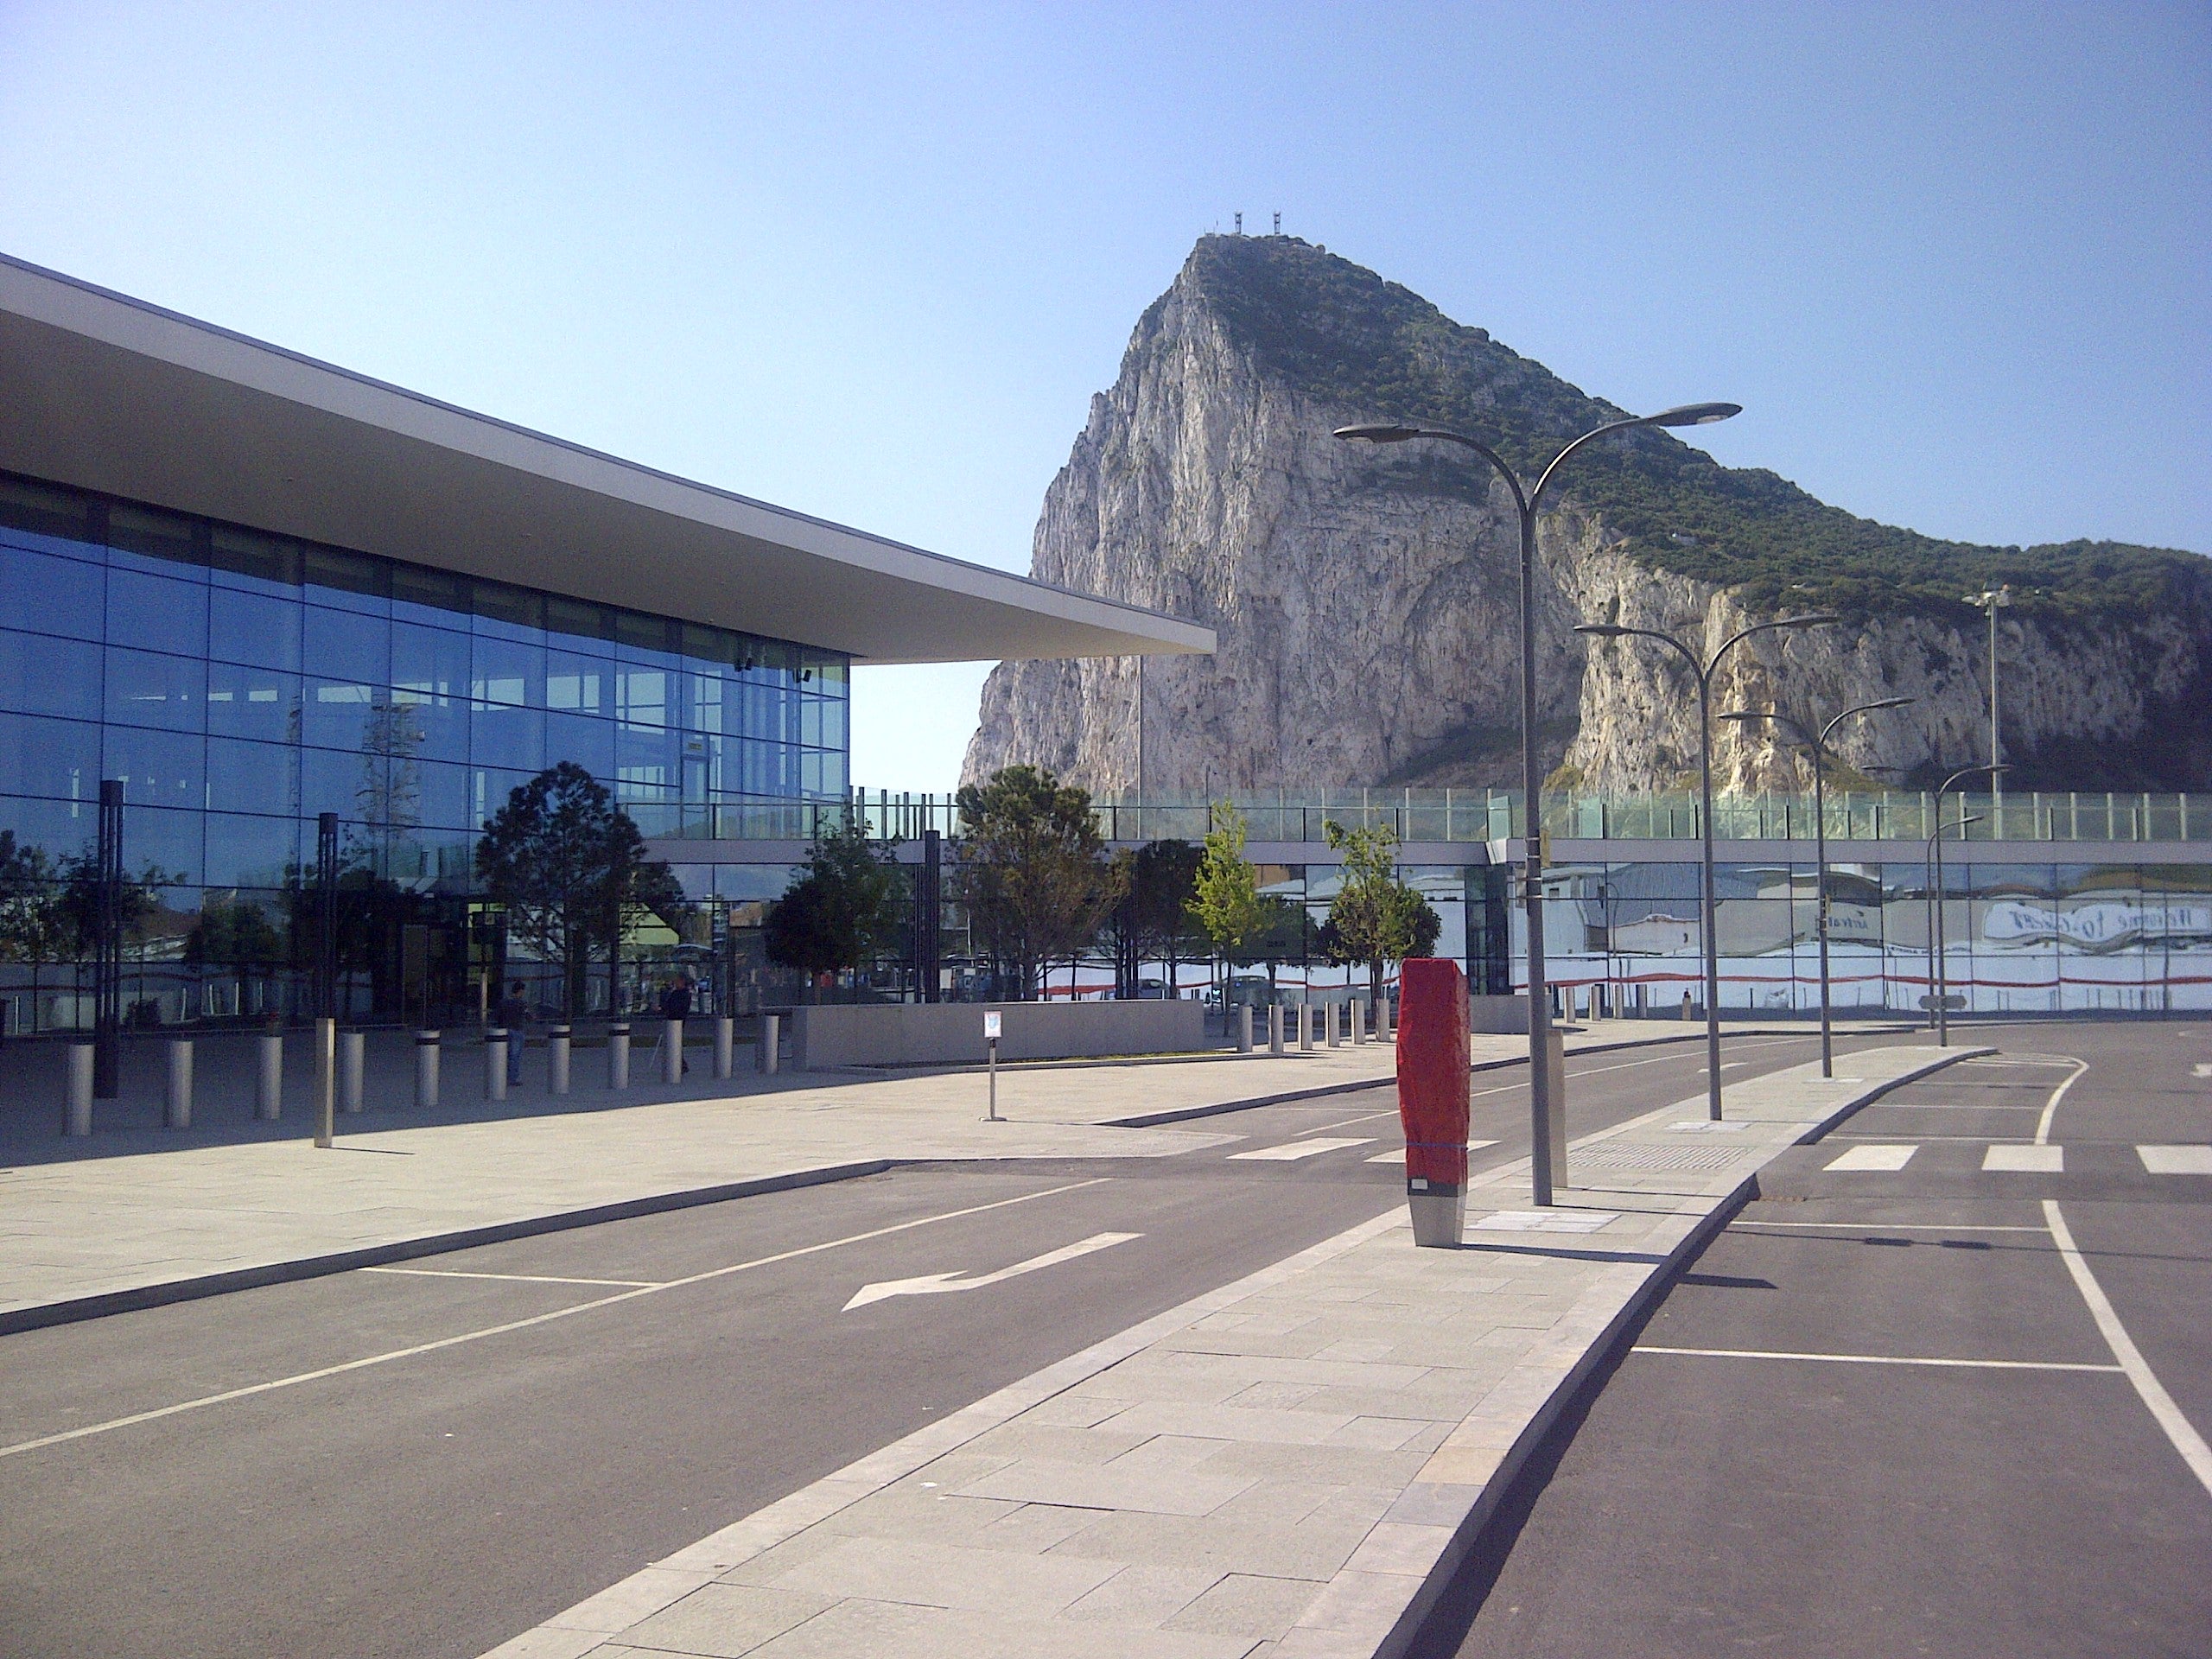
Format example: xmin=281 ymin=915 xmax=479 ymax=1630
xmin=480 ymin=1043 xmax=1986 ymax=1659
xmin=0 ymin=1018 xmax=1868 ymax=1331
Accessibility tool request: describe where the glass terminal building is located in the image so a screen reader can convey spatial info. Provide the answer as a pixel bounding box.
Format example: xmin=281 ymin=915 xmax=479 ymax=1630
xmin=0 ymin=253 xmax=1210 ymax=1033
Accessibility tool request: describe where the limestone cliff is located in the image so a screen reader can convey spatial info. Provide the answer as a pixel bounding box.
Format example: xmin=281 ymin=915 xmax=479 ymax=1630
xmin=964 ymin=236 xmax=2212 ymax=796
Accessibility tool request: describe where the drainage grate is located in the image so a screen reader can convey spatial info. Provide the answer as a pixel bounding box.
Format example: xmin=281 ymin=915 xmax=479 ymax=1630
xmin=1573 ymin=1144 xmax=1749 ymax=1173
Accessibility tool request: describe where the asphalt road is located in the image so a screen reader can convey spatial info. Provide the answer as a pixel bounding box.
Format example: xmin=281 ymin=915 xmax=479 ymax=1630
xmin=0 ymin=1027 xmax=1900 ymax=1659
xmin=1420 ymin=1019 xmax=2212 ymax=1659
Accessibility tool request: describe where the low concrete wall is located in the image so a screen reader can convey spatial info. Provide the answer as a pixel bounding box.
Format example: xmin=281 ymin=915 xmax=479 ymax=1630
xmin=791 ymin=1000 xmax=1209 ymax=1070
xmin=1468 ymin=994 xmax=1531 ymax=1035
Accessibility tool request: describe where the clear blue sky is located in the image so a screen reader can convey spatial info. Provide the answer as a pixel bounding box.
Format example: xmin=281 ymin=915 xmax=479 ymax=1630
xmin=3 ymin=3 xmax=2205 ymax=793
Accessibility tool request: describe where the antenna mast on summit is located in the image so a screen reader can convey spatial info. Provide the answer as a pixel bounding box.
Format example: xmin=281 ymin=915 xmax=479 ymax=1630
xmin=1273 ymin=212 xmax=1281 ymax=234
xmin=1234 ymin=213 xmax=1243 ymax=234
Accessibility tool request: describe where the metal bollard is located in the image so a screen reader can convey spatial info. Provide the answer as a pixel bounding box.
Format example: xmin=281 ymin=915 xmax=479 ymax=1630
xmin=1325 ymin=1001 xmax=1340 ymax=1047
xmin=663 ymin=1017 xmax=684 ymax=1084
xmin=1236 ymin=1004 xmax=1253 ymax=1052
xmin=549 ymin=1025 xmax=571 ymax=1095
xmin=166 ymin=1037 xmax=194 ymax=1129
xmin=1268 ymin=1004 xmax=1284 ymax=1054
xmin=760 ymin=1013 xmax=779 ymax=1075
xmin=714 ymin=1015 xmax=734 ymax=1080
xmin=608 ymin=1022 xmax=630 ymax=1090
xmin=415 ymin=1029 xmax=441 ymax=1109
xmin=486 ymin=1028 xmax=508 ymax=1102
xmin=1298 ymin=1002 xmax=1313 ymax=1050
xmin=340 ymin=1030 xmax=365 ymax=1113
xmin=66 ymin=1039 xmax=94 ymax=1135
xmin=1351 ymin=1000 xmax=1367 ymax=1046
xmin=315 ymin=1016 xmax=336 ymax=1148
xmin=257 ymin=1030 xmax=283 ymax=1121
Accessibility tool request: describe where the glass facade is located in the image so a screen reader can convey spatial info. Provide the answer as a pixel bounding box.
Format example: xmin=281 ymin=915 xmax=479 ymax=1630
xmin=0 ymin=471 xmax=849 ymax=1033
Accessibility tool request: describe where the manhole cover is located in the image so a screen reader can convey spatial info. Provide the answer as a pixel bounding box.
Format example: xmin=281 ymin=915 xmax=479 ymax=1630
xmin=1573 ymin=1144 xmax=1748 ymax=1173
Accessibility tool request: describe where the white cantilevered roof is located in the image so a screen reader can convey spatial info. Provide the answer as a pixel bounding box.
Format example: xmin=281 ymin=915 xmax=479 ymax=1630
xmin=0 ymin=253 xmax=1213 ymax=666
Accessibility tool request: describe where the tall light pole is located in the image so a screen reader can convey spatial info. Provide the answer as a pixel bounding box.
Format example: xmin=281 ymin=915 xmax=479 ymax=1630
xmin=1575 ymin=613 xmax=1837 ymax=1118
xmin=1931 ymin=762 xmax=2007 ymax=1046
xmin=1964 ymin=585 xmax=2011 ymax=774
xmin=1337 ymin=402 xmax=1739 ymax=1203
xmin=1720 ymin=696 xmax=1914 ymax=1077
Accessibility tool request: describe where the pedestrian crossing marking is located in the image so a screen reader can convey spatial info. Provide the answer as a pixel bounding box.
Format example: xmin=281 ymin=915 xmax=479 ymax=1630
xmin=1230 ymin=1137 xmax=1374 ymax=1161
xmin=1824 ymin=1144 xmax=1917 ymax=1172
xmin=2137 ymin=1144 xmax=2212 ymax=1174
xmin=1984 ymin=1145 xmax=2064 ymax=1173
xmin=1367 ymin=1140 xmax=1495 ymax=1164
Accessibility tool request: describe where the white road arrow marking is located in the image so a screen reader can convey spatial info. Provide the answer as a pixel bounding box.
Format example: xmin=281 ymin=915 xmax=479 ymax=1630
xmin=842 ymin=1231 xmax=1141 ymax=1311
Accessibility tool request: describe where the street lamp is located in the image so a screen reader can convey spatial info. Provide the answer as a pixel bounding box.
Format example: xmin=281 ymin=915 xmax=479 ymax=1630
xmin=1337 ymin=401 xmax=1739 ymax=1202
xmin=1963 ymin=585 xmax=2012 ymax=774
xmin=1929 ymin=762 xmax=2007 ymax=1046
xmin=1574 ymin=613 xmax=1838 ymax=1118
xmin=1719 ymin=696 xmax=1915 ymax=1077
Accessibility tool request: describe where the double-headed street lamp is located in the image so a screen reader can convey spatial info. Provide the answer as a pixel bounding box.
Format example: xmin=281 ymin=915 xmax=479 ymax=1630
xmin=1929 ymin=762 xmax=2007 ymax=1046
xmin=1719 ymin=697 xmax=1914 ymax=1077
xmin=1336 ymin=402 xmax=1739 ymax=1205
xmin=1574 ymin=613 xmax=1837 ymax=1119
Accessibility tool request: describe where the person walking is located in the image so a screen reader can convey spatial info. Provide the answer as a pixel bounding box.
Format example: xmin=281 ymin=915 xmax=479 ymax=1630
xmin=659 ymin=974 xmax=692 ymax=1076
xmin=498 ymin=980 xmax=531 ymax=1087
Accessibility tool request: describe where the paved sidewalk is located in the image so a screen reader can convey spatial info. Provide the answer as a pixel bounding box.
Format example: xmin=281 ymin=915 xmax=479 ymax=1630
xmin=481 ymin=1042 xmax=1982 ymax=1659
xmin=1 ymin=1018 xmax=1855 ymax=1331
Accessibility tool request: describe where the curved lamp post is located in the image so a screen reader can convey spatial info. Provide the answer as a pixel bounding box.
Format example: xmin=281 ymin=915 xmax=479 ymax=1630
xmin=1336 ymin=402 xmax=1738 ymax=1203
xmin=1929 ymin=763 xmax=2007 ymax=1046
xmin=1719 ymin=696 xmax=1914 ymax=1077
xmin=1574 ymin=613 xmax=1838 ymax=1118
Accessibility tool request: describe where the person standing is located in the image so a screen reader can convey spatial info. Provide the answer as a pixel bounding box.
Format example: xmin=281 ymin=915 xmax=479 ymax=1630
xmin=498 ymin=979 xmax=531 ymax=1087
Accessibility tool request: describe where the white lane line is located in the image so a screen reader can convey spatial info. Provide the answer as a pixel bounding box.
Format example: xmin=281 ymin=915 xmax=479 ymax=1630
xmin=1367 ymin=1140 xmax=1497 ymax=1164
xmin=842 ymin=1231 xmax=1141 ymax=1310
xmin=1824 ymin=1144 xmax=1917 ymax=1172
xmin=1984 ymin=1145 xmax=2065 ymax=1173
xmin=2138 ymin=1145 xmax=2212 ymax=1174
xmin=2044 ymin=1199 xmax=2212 ymax=1497
xmin=1634 ymin=1344 xmax=2120 ymax=1375
xmin=1962 ymin=1058 xmax=2081 ymax=1068
xmin=1229 ymin=1137 xmax=1374 ymax=1161
xmin=1299 ymin=1108 xmax=1402 ymax=1134
xmin=1732 ymin=1221 xmax=2050 ymax=1233
xmin=0 ymin=1178 xmax=1113 ymax=1463
xmin=360 ymin=1267 xmax=664 ymax=1288
xmin=2034 ymin=1057 xmax=2089 ymax=1146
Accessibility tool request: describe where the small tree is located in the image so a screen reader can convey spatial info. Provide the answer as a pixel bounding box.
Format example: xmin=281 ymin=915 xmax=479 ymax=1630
xmin=1191 ymin=802 xmax=1267 ymax=1000
xmin=764 ymin=817 xmax=904 ymax=997
xmin=954 ymin=765 xmax=1128 ymax=1001
xmin=475 ymin=762 xmax=687 ymax=1019
xmin=1322 ymin=819 xmax=1440 ymax=1007
xmin=186 ymin=893 xmax=285 ymax=1014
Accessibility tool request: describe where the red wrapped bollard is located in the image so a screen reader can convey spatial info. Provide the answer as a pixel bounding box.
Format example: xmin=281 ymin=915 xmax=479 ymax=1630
xmin=1395 ymin=957 xmax=1470 ymax=1246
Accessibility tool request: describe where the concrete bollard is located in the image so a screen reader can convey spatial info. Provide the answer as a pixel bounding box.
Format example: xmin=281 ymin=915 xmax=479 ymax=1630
xmin=608 ymin=1022 xmax=630 ymax=1090
xmin=257 ymin=1031 xmax=283 ymax=1121
xmin=1681 ymin=989 xmax=1695 ymax=1020
xmin=1325 ymin=1001 xmax=1340 ymax=1047
xmin=415 ymin=1029 xmax=441 ymax=1109
xmin=1268 ymin=1004 xmax=1284 ymax=1054
xmin=714 ymin=1015 xmax=734 ymax=1081
xmin=1236 ymin=1004 xmax=1253 ymax=1052
xmin=486 ymin=1028 xmax=508 ymax=1102
xmin=166 ymin=1037 xmax=194 ymax=1129
xmin=1299 ymin=1002 xmax=1313 ymax=1050
xmin=314 ymin=1016 xmax=336 ymax=1149
xmin=549 ymin=1026 xmax=571 ymax=1095
xmin=664 ymin=1017 xmax=684 ymax=1084
xmin=1351 ymin=1000 xmax=1367 ymax=1046
xmin=760 ymin=1013 xmax=779 ymax=1075
xmin=66 ymin=1039 xmax=94 ymax=1135
xmin=1378 ymin=994 xmax=1393 ymax=1041
xmin=340 ymin=1031 xmax=365 ymax=1113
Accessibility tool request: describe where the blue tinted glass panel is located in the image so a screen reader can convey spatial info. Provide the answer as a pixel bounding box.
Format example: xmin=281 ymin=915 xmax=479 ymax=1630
xmin=471 ymin=767 xmax=536 ymax=830
xmin=207 ymin=663 xmax=300 ymax=742
xmin=471 ymin=581 xmax=543 ymax=644
xmin=816 ymin=750 xmax=847 ymax=797
xmin=207 ymin=524 xmax=302 ymax=596
xmin=471 ymin=635 xmax=542 ymax=708
xmin=616 ymin=726 xmax=677 ymax=798
xmin=0 ymin=792 xmax=96 ymax=862
xmin=105 ymin=648 xmax=205 ymax=733
xmin=208 ymin=586 xmax=302 ymax=671
xmin=393 ymin=692 xmax=469 ymax=765
xmin=304 ymin=606 xmax=389 ymax=686
xmin=415 ymin=759 xmax=472 ymax=830
xmin=391 ymin=563 xmax=468 ymax=630
xmin=105 ymin=567 xmax=208 ymax=658
xmin=0 ymin=475 xmax=97 ymax=549
xmin=819 ymin=696 xmax=847 ymax=750
xmin=127 ymin=804 xmax=205 ymax=887
xmin=207 ymin=736 xmax=299 ymax=817
xmin=471 ymin=702 xmax=544 ymax=772
xmin=543 ymin=710 xmax=615 ymax=778
xmin=302 ymin=681 xmax=379 ymax=751
xmin=302 ymin=546 xmax=387 ymax=613
xmin=104 ymin=727 xmax=205 ymax=810
xmin=0 ymin=630 xmax=103 ymax=721
xmin=616 ymin=664 xmax=671 ymax=729
xmin=545 ymin=651 xmax=609 ymax=716
xmin=105 ymin=504 xmax=202 ymax=576
xmin=301 ymin=746 xmax=369 ymax=822
xmin=391 ymin=622 xmax=470 ymax=702
xmin=0 ymin=545 xmax=105 ymax=639
xmin=0 ymin=711 xmax=99 ymax=800
xmin=203 ymin=813 xmax=296 ymax=888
